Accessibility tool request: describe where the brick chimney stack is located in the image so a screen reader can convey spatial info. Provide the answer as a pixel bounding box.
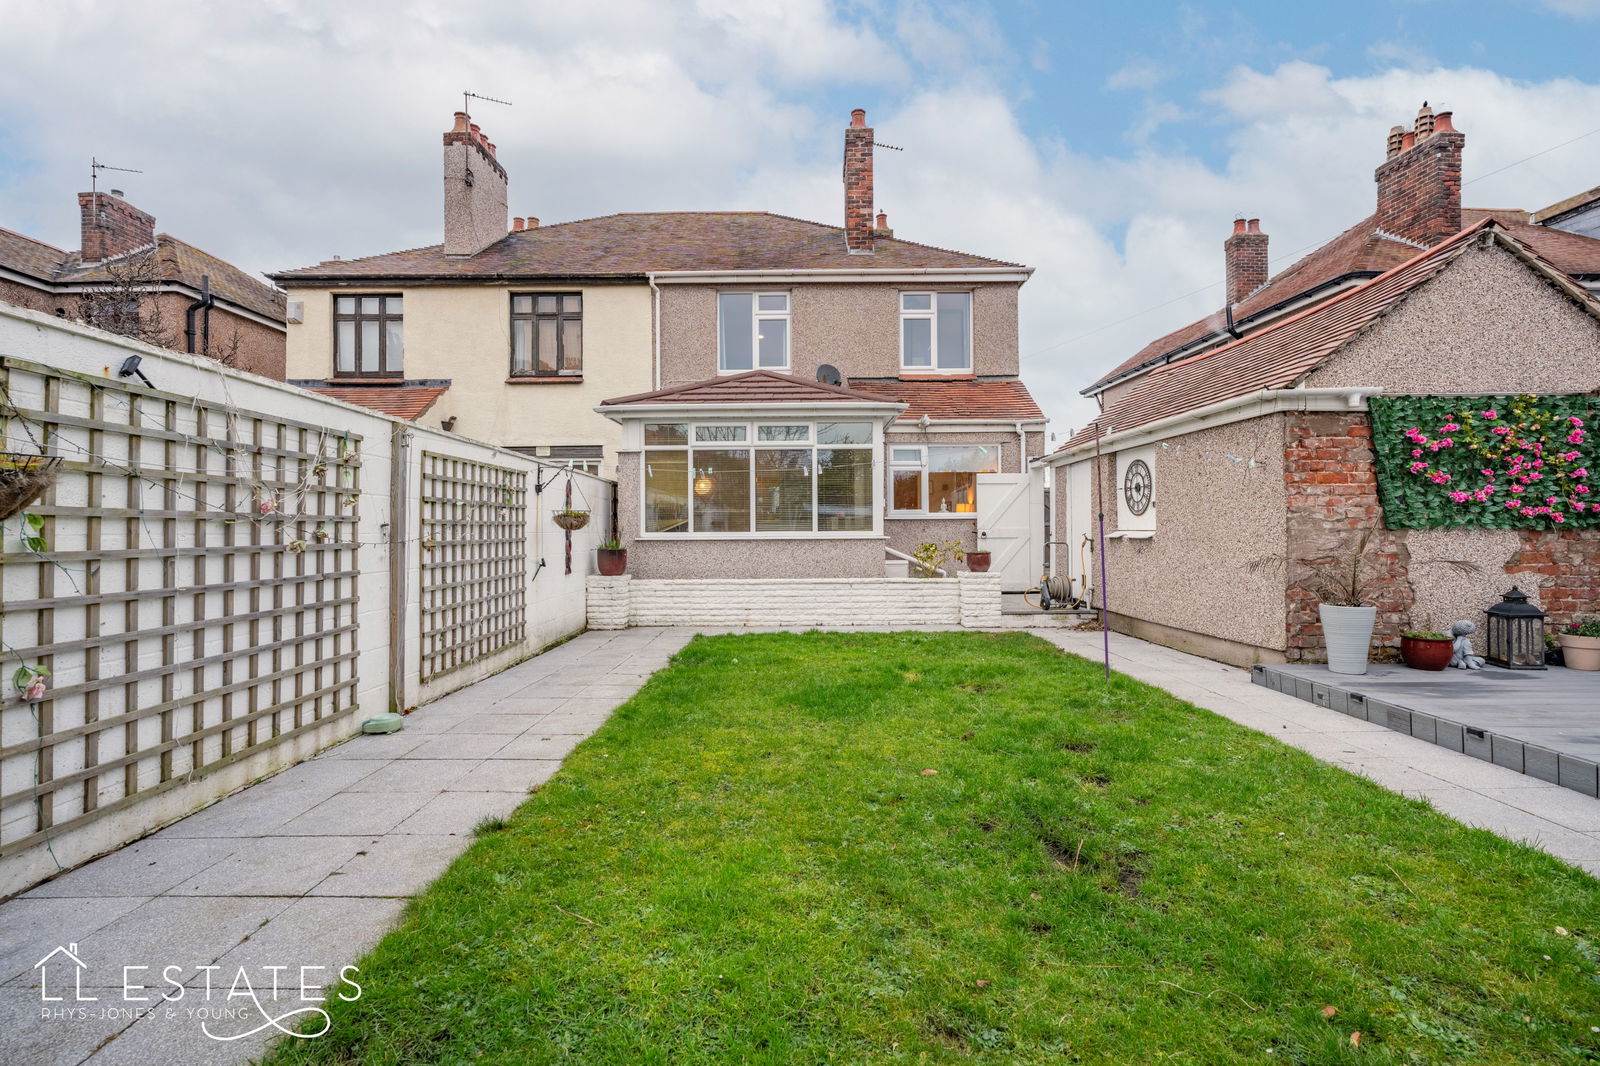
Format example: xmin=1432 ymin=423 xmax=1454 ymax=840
xmin=843 ymin=108 xmax=874 ymax=254
xmin=443 ymin=111 xmax=509 ymax=257
xmin=77 ymin=189 xmax=156 ymax=262
xmin=1374 ymin=102 xmax=1463 ymax=247
xmin=1223 ymin=217 xmax=1269 ymax=305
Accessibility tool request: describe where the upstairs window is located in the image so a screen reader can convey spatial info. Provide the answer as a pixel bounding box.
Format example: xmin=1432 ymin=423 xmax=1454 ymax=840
xmin=334 ymin=295 xmax=403 ymax=376
xmin=718 ymin=292 xmax=790 ymax=372
xmin=512 ymin=293 xmax=582 ymax=376
xmin=900 ymin=291 xmax=971 ymax=373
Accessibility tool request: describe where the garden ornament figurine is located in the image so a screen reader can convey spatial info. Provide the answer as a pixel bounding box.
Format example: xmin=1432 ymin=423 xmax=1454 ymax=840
xmin=1450 ymin=620 xmax=1485 ymax=670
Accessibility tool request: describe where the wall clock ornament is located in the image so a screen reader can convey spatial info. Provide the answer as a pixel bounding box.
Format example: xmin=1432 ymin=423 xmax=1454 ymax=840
xmin=1123 ymin=458 xmax=1153 ymax=516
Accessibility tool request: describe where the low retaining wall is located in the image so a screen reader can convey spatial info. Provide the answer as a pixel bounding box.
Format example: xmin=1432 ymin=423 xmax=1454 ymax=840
xmin=588 ymin=573 xmax=1003 ymax=629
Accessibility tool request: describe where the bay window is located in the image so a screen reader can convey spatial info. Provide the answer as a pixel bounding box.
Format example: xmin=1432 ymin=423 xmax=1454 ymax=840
xmin=719 ymin=293 xmax=790 ymax=372
xmin=643 ymin=421 xmax=874 ymax=534
xmin=900 ymin=292 xmax=971 ymax=372
xmin=889 ymin=443 xmax=998 ymax=514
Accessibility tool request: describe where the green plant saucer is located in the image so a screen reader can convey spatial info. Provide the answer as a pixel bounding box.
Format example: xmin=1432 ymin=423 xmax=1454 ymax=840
xmin=361 ymin=713 xmax=405 ymax=734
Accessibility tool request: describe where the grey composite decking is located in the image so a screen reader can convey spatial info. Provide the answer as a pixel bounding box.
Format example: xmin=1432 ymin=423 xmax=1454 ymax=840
xmin=1255 ymin=661 xmax=1600 ymax=795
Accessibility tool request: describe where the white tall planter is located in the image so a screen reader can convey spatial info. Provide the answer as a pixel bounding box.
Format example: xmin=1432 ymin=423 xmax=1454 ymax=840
xmin=1319 ymin=604 xmax=1377 ymax=675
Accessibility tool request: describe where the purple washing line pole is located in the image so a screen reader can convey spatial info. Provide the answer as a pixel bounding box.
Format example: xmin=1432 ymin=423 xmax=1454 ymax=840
xmin=1093 ymin=426 xmax=1110 ymax=680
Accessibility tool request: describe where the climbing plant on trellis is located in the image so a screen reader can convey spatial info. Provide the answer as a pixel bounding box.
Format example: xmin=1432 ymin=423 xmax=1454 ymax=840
xmin=1369 ymin=393 xmax=1599 ymax=529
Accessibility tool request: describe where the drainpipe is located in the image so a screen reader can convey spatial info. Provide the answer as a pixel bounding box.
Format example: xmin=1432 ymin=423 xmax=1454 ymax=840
xmin=648 ymin=273 xmax=662 ymax=390
xmin=184 ymin=274 xmax=214 ymax=354
xmin=1015 ymin=420 xmax=1026 ymax=472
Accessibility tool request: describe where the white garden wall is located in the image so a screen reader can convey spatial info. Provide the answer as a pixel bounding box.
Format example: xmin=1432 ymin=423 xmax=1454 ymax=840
xmin=589 ymin=572 xmax=1002 ymax=629
xmin=0 ymin=304 xmax=612 ymax=897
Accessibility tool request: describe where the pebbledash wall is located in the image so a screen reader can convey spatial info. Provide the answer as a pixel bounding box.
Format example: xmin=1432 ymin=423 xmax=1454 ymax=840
xmin=0 ymin=304 xmax=612 ymax=897
xmin=588 ymin=572 xmax=1003 ymax=629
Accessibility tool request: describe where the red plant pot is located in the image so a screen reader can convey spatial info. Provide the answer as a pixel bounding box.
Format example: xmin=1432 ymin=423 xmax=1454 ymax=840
xmin=1400 ymin=636 xmax=1452 ymax=671
xmin=596 ymin=548 xmax=627 ymax=577
xmin=966 ymin=551 xmax=992 ymax=573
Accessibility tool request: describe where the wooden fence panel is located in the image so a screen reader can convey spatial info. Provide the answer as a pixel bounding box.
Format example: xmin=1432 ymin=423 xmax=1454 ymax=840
xmin=0 ymin=356 xmax=361 ymax=856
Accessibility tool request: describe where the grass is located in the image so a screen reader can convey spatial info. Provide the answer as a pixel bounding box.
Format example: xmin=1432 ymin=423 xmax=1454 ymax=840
xmin=265 ymin=632 xmax=1600 ymax=1065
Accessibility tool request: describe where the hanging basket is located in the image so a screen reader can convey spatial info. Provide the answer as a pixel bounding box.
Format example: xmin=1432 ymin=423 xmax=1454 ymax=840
xmin=553 ymin=509 xmax=591 ymax=531
xmin=0 ymin=454 xmax=60 ymax=522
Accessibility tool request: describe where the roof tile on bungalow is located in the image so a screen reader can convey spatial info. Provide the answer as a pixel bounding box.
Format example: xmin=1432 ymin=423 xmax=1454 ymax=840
xmin=270 ymin=212 xmax=1024 ymax=282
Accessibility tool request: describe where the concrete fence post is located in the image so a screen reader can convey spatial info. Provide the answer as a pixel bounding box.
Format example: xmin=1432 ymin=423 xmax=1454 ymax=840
xmin=958 ymin=571 xmax=1004 ymax=628
xmin=588 ymin=575 xmax=633 ymax=630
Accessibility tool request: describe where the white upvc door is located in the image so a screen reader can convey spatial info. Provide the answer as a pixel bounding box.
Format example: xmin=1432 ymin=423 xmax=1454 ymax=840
xmin=976 ymin=473 xmax=1037 ymax=591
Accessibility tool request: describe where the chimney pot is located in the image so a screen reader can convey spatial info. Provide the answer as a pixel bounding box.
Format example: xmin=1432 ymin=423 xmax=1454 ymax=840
xmin=1434 ymin=110 xmax=1455 ymax=133
xmin=1414 ymin=101 xmax=1435 ymax=139
xmin=1246 ymin=218 xmax=1260 ymax=233
xmin=512 ymin=217 xmax=524 ymax=232
xmin=850 ymin=108 xmax=866 ymax=129
xmin=1387 ymin=125 xmax=1405 ymax=158
xmin=452 ymin=111 xmax=471 ymax=133
xmin=1400 ymin=130 xmax=1416 ymax=151
xmin=526 ymin=216 xmax=539 ymax=228
xmin=1232 ymin=217 xmax=1247 ymax=235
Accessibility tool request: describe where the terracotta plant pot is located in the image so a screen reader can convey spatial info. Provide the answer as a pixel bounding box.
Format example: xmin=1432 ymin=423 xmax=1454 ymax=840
xmin=1559 ymin=633 xmax=1600 ymax=671
xmin=596 ymin=548 xmax=627 ymax=577
xmin=1319 ymin=604 xmax=1376 ymax=675
xmin=1399 ymin=635 xmax=1453 ymax=671
xmin=966 ymin=551 xmax=992 ymax=573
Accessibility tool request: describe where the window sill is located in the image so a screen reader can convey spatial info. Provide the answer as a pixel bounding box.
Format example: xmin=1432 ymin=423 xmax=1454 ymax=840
xmin=636 ymin=531 xmax=886 ymax=541
xmin=1106 ymin=530 xmax=1154 ymax=540
xmin=717 ymin=367 xmax=791 ymax=376
xmin=328 ymin=376 xmax=407 ymax=384
xmin=887 ymin=513 xmax=976 ymax=520
xmin=897 ymin=371 xmax=975 ymax=380
xmin=506 ymin=376 xmax=584 ymax=384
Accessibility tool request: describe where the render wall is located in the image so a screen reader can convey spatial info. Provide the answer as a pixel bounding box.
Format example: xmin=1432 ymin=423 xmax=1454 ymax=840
xmin=283 ymin=282 xmax=654 ymax=476
xmin=657 ymin=281 xmax=1021 ymax=387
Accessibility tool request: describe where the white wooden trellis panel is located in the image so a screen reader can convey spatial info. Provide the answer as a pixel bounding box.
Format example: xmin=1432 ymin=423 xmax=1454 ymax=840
xmin=417 ymin=452 xmax=527 ymax=680
xmin=0 ymin=356 xmax=362 ymax=856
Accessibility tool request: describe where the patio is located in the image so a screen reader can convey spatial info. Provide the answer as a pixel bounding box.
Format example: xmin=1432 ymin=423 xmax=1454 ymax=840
xmin=1255 ymin=661 xmax=1600 ymax=796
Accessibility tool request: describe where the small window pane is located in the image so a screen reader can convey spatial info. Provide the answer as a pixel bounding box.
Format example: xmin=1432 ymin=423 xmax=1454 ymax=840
xmin=758 ymin=425 xmax=809 ymax=442
xmin=644 ymin=451 xmax=689 ymax=533
xmin=383 ymin=320 xmax=404 ymax=372
xmin=757 ymin=318 xmax=788 ymax=368
xmin=929 ymin=444 xmax=997 ymax=472
xmin=901 ymin=292 xmax=932 ymax=311
xmin=929 ymin=471 xmax=977 ymax=513
xmin=561 ymin=318 xmax=582 ymax=372
xmin=891 ymin=447 xmax=923 ymax=463
xmin=360 ymin=320 xmax=379 ymax=372
xmin=757 ymin=293 xmax=788 ymax=312
xmin=695 ymin=425 xmax=747 ymax=442
xmin=644 ymin=423 xmax=687 ymax=445
xmin=755 ymin=449 xmax=812 ymax=531
xmin=936 ymin=293 xmax=971 ymax=370
xmin=511 ymin=320 xmax=532 ymax=372
xmin=892 ymin=469 xmax=923 ymax=512
xmin=819 ymin=449 xmax=873 ymax=531
xmin=385 ymin=297 xmax=403 ymax=315
xmin=361 ymin=297 xmax=381 ymax=315
xmin=335 ymin=297 xmax=355 ymax=314
xmin=562 ymin=294 xmax=582 ymax=313
xmin=513 ymin=296 xmax=533 ymax=314
xmin=335 ymin=321 xmax=355 ymax=373
xmin=903 ymin=317 xmax=932 ymax=367
xmin=536 ymin=295 xmax=559 ymax=314
xmin=817 ymin=421 xmax=872 ymax=445
xmin=692 ymin=448 xmax=751 ymax=533
xmin=537 ymin=319 xmax=558 ymax=374
xmin=718 ymin=293 xmax=753 ymax=371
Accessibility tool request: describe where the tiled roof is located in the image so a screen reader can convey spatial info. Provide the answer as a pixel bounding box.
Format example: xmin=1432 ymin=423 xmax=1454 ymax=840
xmin=306 ymin=384 xmax=448 ymax=421
xmin=1463 ymin=208 xmax=1600 ymax=276
xmin=53 ymin=235 xmax=286 ymax=321
xmin=1531 ymin=185 xmax=1600 ymax=225
xmin=0 ymin=226 xmax=70 ymax=280
xmin=845 ymin=378 xmax=1044 ymax=421
xmin=1059 ymin=219 xmax=1551 ymax=451
xmin=1085 ymin=215 xmax=1420 ymax=394
xmin=271 ymin=212 xmax=1024 ymax=282
xmin=600 ymin=369 xmax=904 ymax=408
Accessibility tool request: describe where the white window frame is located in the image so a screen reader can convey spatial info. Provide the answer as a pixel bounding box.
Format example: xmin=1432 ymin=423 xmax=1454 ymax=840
xmin=886 ymin=442 xmax=998 ymax=517
xmin=899 ymin=291 xmax=972 ymax=374
xmin=639 ymin=419 xmax=880 ymax=538
xmin=718 ymin=292 xmax=791 ymax=374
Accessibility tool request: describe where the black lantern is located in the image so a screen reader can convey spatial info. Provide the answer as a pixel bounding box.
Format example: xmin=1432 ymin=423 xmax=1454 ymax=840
xmin=1484 ymin=586 xmax=1546 ymax=670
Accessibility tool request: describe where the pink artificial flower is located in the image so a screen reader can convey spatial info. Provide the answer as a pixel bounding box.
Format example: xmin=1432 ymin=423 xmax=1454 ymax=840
xmin=259 ymin=499 xmax=277 ymax=514
xmin=1512 ymin=484 xmax=1525 ymax=494
xmin=1569 ymin=430 xmax=1586 ymax=445
xmin=1578 ymin=485 xmax=1592 ymax=494
xmin=1410 ymin=461 xmax=1429 ymax=473
xmin=1555 ymin=513 xmax=1567 ymax=523
xmin=1493 ymin=426 xmax=1513 ymax=436
xmin=1572 ymin=416 xmax=1586 ymax=427
xmin=1442 ymin=422 xmax=1461 ymax=432
xmin=23 ymin=676 xmax=46 ymax=701
xmin=1411 ymin=449 xmax=1423 ymax=458
xmin=1577 ymin=501 xmax=1589 ymax=512
xmin=1573 ymin=468 xmax=1589 ymax=478
xmin=1429 ymin=471 xmax=1452 ymax=484
xmin=1482 ymin=409 xmax=1498 ymax=419
xmin=1448 ymin=490 xmax=1470 ymax=503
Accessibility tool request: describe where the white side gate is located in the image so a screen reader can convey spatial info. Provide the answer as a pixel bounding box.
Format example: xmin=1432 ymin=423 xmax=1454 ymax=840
xmin=976 ymin=471 xmax=1042 ymax=592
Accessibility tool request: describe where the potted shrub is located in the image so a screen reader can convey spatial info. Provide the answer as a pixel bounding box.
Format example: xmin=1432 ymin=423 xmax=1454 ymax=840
xmin=1399 ymin=630 xmax=1453 ymax=671
xmin=911 ymin=540 xmax=964 ymax=578
xmin=596 ymin=538 xmax=627 ymax=577
xmin=966 ymin=548 xmax=992 ymax=573
xmin=1558 ymin=618 xmax=1600 ymax=671
xmin=1295 ymin=531 xmax=1388 ymax=676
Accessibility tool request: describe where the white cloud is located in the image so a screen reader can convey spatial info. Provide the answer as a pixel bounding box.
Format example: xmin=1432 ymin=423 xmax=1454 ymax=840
xmin=2 ymin=6 xmax=1599 ymax=441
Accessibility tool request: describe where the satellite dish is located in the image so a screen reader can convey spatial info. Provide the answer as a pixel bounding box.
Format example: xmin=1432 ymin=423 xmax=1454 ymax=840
xmin=816 ymin=363 xmax=843 ymax=387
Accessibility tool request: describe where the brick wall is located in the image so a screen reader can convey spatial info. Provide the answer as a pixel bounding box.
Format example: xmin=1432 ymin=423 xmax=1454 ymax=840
xmin=843 ymin=109 xmax=874 ymax=253
xmin=1507 ymin=530 xmax=1600 ymax=629
xmin=1283 ymin=411 xmax=1413 ymax=660
xmin=77 ymin=191 xmax=156 ymax=262
xmin=1224 ymin=219 xmax=1268 ymax=305
xmin=1374 ymin=127 xmax=1463 ymax=247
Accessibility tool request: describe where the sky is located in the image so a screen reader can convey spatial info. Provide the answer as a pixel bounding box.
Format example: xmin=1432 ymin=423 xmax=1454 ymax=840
xmin=3 ymin=0 xmax=1600 ymax=435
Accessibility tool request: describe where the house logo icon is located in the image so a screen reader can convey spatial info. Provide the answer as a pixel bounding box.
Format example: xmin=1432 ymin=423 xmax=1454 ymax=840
xmin=34 ymin=943 xmax=96 ymax=1002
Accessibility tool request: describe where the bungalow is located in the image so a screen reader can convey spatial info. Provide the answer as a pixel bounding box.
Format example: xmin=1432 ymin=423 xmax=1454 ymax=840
xmin=1041 ymin=107 xmax=1600 ymax=667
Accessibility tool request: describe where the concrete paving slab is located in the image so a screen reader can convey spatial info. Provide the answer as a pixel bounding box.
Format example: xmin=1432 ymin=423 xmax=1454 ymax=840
xmin=308 ymin=835 xmax=464 ymax=897
xmin=453 ymin=759 xmax=563 ymax=792
xmin=22 ymin=837 xmax=244 ymax=900
xmin=169 ymin=837 xmax=375 ymax=897
xmin=311 ymin=731 xmax=429 ymax=761
xmin=270 ymin=791 xmax=436 ymax=837
xmin=392 ymin=791 xmax=527 ymax=836
xmin=202 ymin=896 xmax=408 ymax=989
xmin=0 ymin=896 xmax=150 ymax=985
xmin=342 ymin=759 xmax=481 ymax=793
xmin=493 ymin=733 xmax=585 ymax=760
xmin=0 ymin=985 xmax=132 ymax=1066
xmin=85 ymin=989 xmax=314 ymax=1066
xmin=398 ymin=733 xmax=513 ymax=761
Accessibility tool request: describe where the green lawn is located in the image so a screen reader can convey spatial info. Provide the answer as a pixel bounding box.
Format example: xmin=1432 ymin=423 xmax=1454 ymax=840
xmin=265 ymin=632 xmax=1600 ymax=1065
